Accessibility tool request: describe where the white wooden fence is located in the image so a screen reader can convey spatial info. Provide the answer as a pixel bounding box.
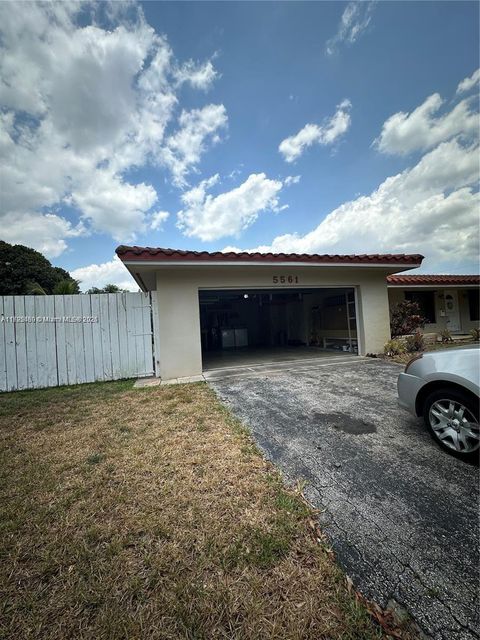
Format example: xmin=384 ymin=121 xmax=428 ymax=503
xmin=0 ymin=292 xmax=157 ymax=392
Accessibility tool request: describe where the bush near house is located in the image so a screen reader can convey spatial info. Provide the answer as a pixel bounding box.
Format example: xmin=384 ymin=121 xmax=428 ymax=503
xmin=439 ymin=329 xmax=453 ymax=343
xmin=390 ymin=300 xmax=426 ymax=338
xmin=405 ymin=331 xmax=425 ymax=353
xmin=383 ymin=339 xmax=406 ymax=356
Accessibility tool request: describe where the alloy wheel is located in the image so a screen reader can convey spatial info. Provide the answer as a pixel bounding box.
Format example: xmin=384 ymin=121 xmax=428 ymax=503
xmin=429 ymin=399 xmax=480 ymax=454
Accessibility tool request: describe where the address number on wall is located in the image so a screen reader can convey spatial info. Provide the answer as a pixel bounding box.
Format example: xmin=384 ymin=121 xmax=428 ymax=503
xmin=272 ymin=275 xmax=299 ymax=284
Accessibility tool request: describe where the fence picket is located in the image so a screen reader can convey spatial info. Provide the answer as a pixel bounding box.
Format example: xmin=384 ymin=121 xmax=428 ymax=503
xmin=24 ymin=296 xmax=38 ymax=388
xmin=99 ymin=294 xmax=112 ymax=380
xmin=13 ymin=297 xmax=28 ymax=390
xmin=81 ymin=295 xmax=95 ymax=383
xmin=90 ymin=295 xmax=104 ymax=381
xmin=108 ymin=294 xmax=122 ymax=379
xmin=116 ymin=293 xmax=129 ymax=378
xmin=54 ymin=296 xmax=69 ymax=386
xmin=34 ymin=296 xmax=48 ymax=389
xmin=64 ymin=295 xmax=77 ymax=385
xmin=0 ymin=298 xmax=8 ymax=391
xmin=44 ymin=296 xmax=58 ymax=387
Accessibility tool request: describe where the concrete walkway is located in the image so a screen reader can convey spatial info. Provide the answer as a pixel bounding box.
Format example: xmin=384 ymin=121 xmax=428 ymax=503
xmin=210 ymin=359 xmax=479 ymax=640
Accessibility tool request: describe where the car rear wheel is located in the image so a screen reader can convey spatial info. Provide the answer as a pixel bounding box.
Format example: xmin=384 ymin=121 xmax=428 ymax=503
xmin=423 ymin=388 xmax=479 ymax=461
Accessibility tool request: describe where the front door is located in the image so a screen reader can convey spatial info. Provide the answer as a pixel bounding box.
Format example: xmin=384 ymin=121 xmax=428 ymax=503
xmin=444 ymin=290 xmax=460 ymax=332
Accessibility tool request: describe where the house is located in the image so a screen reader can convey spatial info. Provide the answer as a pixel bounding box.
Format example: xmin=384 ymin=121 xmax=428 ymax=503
xmin=387 ymin=275 xmax=480 ymax=335
xmin=116 ymin=246 xmax=425 ymax=381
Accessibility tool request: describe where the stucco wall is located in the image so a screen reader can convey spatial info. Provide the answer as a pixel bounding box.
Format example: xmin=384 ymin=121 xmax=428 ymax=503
xmin=153 ymin=265 xmax=393 ymax=380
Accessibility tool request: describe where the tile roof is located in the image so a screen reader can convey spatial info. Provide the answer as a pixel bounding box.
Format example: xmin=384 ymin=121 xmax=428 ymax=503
xmin=116 ymin=245 xmax=424 ymax=266
xmin=387 ymin=274 xmax=480 ymax=286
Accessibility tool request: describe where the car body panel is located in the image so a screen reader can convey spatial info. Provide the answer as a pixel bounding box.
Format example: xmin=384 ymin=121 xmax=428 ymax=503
xmin=397 ymin=346 xmax=480 ymax=417
xmin=397 ymin=372 xmax=424 ymax=414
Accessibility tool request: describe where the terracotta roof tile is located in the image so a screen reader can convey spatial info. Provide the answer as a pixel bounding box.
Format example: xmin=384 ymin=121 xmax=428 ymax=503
xmin=116 ymin=245 xmax=424 ymax=266
xmin=387 ymin=274 xmax=479 ymax=286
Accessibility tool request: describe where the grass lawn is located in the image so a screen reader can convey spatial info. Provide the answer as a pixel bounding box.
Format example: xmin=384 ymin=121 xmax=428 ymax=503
xmin=0 ymin=380 xmax=385 ymax=640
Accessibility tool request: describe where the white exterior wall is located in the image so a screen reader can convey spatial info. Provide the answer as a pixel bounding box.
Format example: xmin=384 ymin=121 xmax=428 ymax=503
xmin=154 ymin=265 xmax=393 ymax=380
xmin=388 ymin=287 xmax=480 ymax=334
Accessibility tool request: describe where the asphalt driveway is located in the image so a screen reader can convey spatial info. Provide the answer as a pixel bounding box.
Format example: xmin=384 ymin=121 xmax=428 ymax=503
xmin=209 ymin=357 xmax=479 ymax=640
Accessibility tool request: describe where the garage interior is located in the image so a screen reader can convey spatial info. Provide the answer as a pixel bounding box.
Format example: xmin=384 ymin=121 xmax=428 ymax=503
xmin=199 ymin=287 xmax=358 ymax=370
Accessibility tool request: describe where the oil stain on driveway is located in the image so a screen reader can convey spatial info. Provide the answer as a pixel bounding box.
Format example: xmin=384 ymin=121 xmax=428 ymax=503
xmin=210 ymin=358 xmax=479 ymax=640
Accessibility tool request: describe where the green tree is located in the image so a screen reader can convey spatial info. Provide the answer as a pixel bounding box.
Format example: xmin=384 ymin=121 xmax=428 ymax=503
xmin=87 ymin=284 xmax=125 ymax=294
xmin=27 ymin=279 xmax=80 ymax=295
xmin=53 ymin=280 xmax=80 ymax=294
xmin=0 ymin=241 xmax=80 ymax=295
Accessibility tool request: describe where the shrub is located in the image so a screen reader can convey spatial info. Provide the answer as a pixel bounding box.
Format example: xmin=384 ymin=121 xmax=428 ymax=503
xmin=439 ymin=329 xmax=453 ymax=343
xmin=390 ymin=300 xmax=426 ymax=337
xmin=471 ymin=328 xmax=480 ymax=342
xmin=384 ymin=339 xmax=406 ymax=356
xmin=405 ymin=330 xmax=425 ymax=353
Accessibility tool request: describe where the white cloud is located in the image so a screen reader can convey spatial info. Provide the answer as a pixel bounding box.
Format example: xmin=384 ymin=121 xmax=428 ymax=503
xmin=0 ymin=211 xmax=87 ymax=258
xmin=375 ymin=93 xmax=479 ymax=155
xmin=177 ymin=173 xmax=285 ymax=241
xmin=279 ymin=100 xmax=351 ymax=162
xmin=174 ymin=59 xmax=218 ymax=90
xmin=69 ymin=171 xmax=158 ymax=241
xmin=71 ymin=255 xmax=138 ymax=292
xmin=242 ymin=139 xmax=479 ymax=273
xmin=285 ymin=175 xmax=301 ymax=186
xmin=162 ymin=104 xmax=228 ymax=187
xmin=0 ymin=1 xmax=223 ymax=255
xmin=457 ymin=68 xmax=480 ymax=95
xmin=326 ymin=2 xmax=376 ymax=56
xmin=150 ymin=210 xmax=170 ymax=230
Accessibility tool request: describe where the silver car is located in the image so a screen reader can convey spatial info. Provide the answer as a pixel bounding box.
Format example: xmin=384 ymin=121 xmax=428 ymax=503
xmin=398 ymin=346 xmax=479 ymax=460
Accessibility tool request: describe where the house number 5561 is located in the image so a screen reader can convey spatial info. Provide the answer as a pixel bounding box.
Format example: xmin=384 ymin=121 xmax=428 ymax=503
xmin=273 ymin=275 xmax=299 ymax=284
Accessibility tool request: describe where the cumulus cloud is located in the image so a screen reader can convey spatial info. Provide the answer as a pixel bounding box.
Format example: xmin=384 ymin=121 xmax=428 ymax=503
xmin=285 ymin=175 xmax=301 ymax=186
xmin=0 ymin=212 xmax=87 ymax=258
xmin=71 ymin=255 xmax=139 ymax=292
xmin=0 ymin=1 xmax=224 ymax=255
xmin=242 ymin=139 xmax=479 ymax=272
xmin=279 ymin=100 xmax=351 ymax=162
xmin=150 ymin=210 xmax=170 ymax=230
xmin=174 ymin=59 xmax=218 ymax=90
xmin=457 ymin=68 xmax=480 ymax=95
xmin=177 ymin=173 xmax=286 ymax=241
xmin=326 ymin=2 xmax=376 ymax=56
xmin=375 ymin=93 xmax=479 ymax=155
xmin=69 ymin=171 xmax=158 ymax=241
xmin=162 ymin=104 xmax=228 ymax=187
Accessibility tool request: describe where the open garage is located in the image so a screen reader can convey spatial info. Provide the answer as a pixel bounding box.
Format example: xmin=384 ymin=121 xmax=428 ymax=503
xmin=116 ymin=246 xmax=423 ymax=381
xmin=199 ymin=287 xmax=358 ymax=370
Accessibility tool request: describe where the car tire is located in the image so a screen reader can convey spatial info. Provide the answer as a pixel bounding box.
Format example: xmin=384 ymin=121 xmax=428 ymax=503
xmin=423 ymin=388 xmax=479 ymax=461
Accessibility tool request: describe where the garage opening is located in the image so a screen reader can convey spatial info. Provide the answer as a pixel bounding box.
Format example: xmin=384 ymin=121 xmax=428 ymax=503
xmin=199 ymin=288 xmax=358 ymax=371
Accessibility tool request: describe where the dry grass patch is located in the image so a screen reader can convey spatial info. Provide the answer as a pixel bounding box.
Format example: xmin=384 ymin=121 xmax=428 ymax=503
xmin=0 ymin=380 xmax=383 ymax=640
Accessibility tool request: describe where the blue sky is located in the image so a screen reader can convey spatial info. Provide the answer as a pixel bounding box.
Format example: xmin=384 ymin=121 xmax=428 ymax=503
xmin=0 ymin=1 xmax=478 ymax=290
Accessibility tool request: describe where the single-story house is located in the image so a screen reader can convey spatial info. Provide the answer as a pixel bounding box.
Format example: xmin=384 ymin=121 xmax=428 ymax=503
xmin=117 ymin=246 xmax=431 ymax=381
xmin=387 ymin=275 xmax=480 ymax=335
